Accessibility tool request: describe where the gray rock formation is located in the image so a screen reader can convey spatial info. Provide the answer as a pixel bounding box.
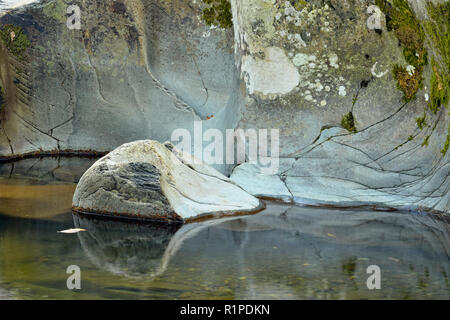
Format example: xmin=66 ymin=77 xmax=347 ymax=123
xmin=72 ymin=140 xmax=262 ymax=222
xmin=0 ymin=0 xmax=448 ymax=214
xmin=76 ymin=203 xmax=450 ymax=299
xmin=228 ymin=0 xmax=449 ymax=214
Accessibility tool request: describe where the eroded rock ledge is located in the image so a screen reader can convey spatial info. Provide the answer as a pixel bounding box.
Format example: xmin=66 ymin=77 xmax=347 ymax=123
xmin=72 ymin=140 xmax=263 ymax=223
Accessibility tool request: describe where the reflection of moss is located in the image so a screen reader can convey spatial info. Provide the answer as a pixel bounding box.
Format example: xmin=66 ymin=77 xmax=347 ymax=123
xmin=0 ymin=24 xmax=31 ymax=57
xmin=341 ymin=112 xmax=357 ymax=133
xmin=342 ymin=258 xmax=357 ymax=276
xmin=201 ymin=0 xmax=233 ymax=29
xmin=376 ymin=0 xmax=427 ymax=101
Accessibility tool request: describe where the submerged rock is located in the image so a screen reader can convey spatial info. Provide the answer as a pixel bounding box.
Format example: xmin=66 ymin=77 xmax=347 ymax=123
xmin=72 ymin=140 xmax=262 ymax=223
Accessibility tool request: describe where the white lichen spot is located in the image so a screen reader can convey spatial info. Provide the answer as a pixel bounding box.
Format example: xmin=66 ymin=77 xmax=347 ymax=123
xmin=329 ymin=53 xmax=339 ymax=69
xmin=371 ymin=62 xmax=389 ymax=78
xmin=242 ymin=47 xmax=300 ymax=96
xmin=406 ymin=65 xmax=416 ymax=76
xmin=294 ymin=33 xmax=306 ymax=47
xmin=338 ymin=86 xmax=347 ymax=97
xmin=305 ymin=94 xmax=313 ymax=101
xmin=315 ymin=83 xmax=324 ymax=92
xmin=292 ymin=53 xmax=316 ymax=67
xmin=325 ymin=86 xmax=331 ymax=92
xmin=424 ymin=93 xmax=429 ymax=101
xmin=320 ymin=100 xmax=327 ymax=107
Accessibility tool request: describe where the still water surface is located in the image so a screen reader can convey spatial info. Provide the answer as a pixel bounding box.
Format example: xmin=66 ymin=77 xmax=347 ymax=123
xmin=0 ymin=158 xmax=449 ymax=299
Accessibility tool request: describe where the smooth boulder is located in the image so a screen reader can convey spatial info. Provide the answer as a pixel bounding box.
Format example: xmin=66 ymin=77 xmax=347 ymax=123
xmin=72 ymin=140 xmax=262 ymax=223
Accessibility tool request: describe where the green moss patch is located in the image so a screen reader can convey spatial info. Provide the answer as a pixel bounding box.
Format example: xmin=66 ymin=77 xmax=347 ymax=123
xmin=292 ymin=0 xmax=307 ymax=11
xmin=341 ymin=112 xmax=357 ymax=133
xmin=416 ymin=112 xmax=427 ymax=130
xmin=429 ymin=59 xmax=448 ymax=114
xmin=392 ymin=64 xmax=421 ymax=101
xmin=0 ymin=24 xmax=31 ymax=57
xmin=423 ymin=2 xmax=449 ymax=71
xmin=442 ymin=123 xmax=449 ymax=156
xmin=376 ymin=0 xmax=427 ymax=101
xmin=0 ymin=85 xmax=4 ymax=114
xmin=423 ymin=2 xmax=449 ymax=156
xmin=422 ymin=135 xmax=430 ymax=147
xmin=201 ymin=0 xmax=233 ymax=29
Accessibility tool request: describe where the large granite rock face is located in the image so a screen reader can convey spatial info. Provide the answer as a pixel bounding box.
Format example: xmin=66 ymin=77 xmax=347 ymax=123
xmin=1 ymin=0 xmax=448 ymax=214
xmin=72 ymin=140 xmax=262 ymax=222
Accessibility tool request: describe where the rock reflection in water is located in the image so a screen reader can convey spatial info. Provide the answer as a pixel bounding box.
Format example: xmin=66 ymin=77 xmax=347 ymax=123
xmin=73 ymin=212 xmax=238 ymax=279
xmin=73 ymin=214 xmax=181 ymax=278
xmin=72 ymin=204 xmax=449 ymax=299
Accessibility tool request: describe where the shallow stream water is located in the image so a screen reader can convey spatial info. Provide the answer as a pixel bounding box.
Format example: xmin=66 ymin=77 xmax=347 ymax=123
xmin=0 ymin=158 xmax=449 ymax=299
